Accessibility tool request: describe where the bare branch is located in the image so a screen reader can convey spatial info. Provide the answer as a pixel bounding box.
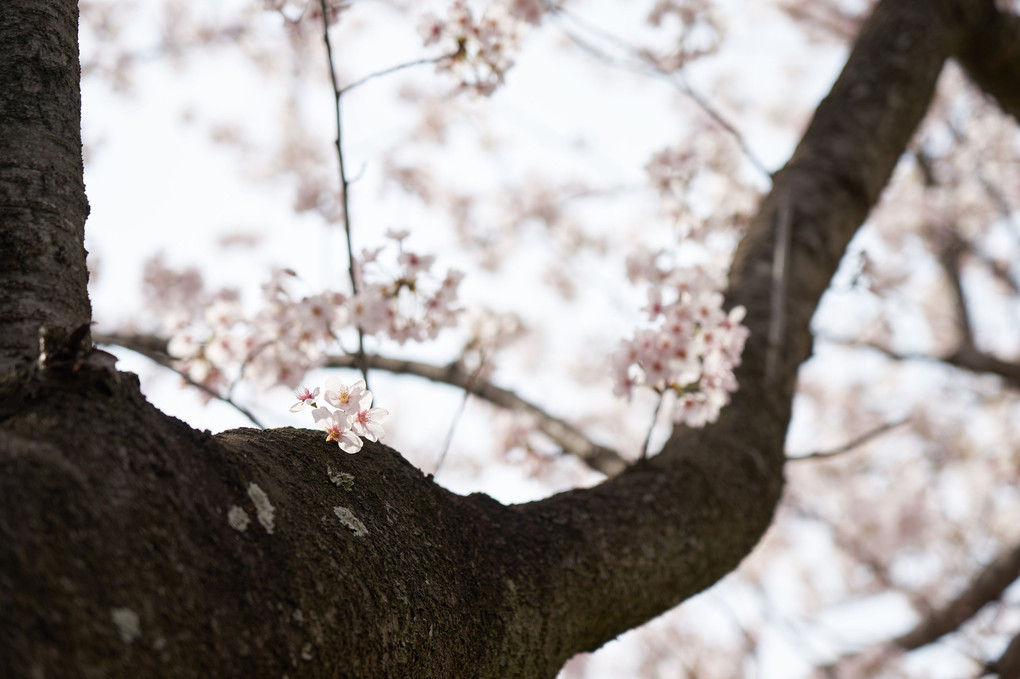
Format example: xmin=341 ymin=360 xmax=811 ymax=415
xmin=338 ymin=54 xmax=456 ymax=96
xmin=936 ymin=230 xmax=976 ymax=349
xmin=545 ymin=2 xmax=772 ymax=179
xmin=787 ymin=417 xmax=908 ymax=461
xmin=779 ymin=0 xmax=865 ymax=42
xmin=92 ymin=333 xmax=265 ymax=429
xmin=820 ymin=539 xmax=1020 ymax=676
xmin=787 ymin=499 xmax=930 ymax=612
xmin=895 ymin=541 xmax=1020 ymax=651
xmin=433 ymin=352 xmax=488 ymax=474
xmin=818 ymin=335 xmax=1020 ymax=391
xmin=985 ymin=630 xmax=1020 ymax=679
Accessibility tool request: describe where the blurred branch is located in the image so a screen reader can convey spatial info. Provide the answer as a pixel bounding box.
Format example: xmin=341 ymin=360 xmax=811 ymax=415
xmin=894 ymin=541 xmax=1020 ymax=651
xmin=984 ymin=630 xmax=1020 ymax=679
xmin=779 ymin=0 xmax=864 ymax=42
xmin=818 ymin=335 xmax=1020 ymax=390
xmin=788 ymin=498 xmax=929 ymax=613
xmin=787 ymin=417 xmax=908 ymax=461
xmin=92 ymin=332 xmax=265 ymax=429
xmin=338 ymin=54 xmax=456 ymax=96
xmin=937 ymin=230 xmax=977 ymax=349
xmin=432 ymin=351 xmax=487 ymax=474
xmin=94 ymin=331 xmax=628 ymax=477
xmin=546 ymin=2 xmax=772 ymax=180
xmin=819 ymin=539 xmax=1020 ymax=676
xmin=818 ymin=221 xmax=1020 ymax=391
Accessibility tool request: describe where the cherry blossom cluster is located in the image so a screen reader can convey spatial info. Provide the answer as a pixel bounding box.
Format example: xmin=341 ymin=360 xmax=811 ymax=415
xmin=351 ymin=229 xmax=464 ymax=344
xmin=143 ymin=235 xmax=463 ymax=395
xmin=417 ymin=0 xmax=542 ymax=96
xmin=290 ymin=377 xmax=387 ymax=453
xmin=645 ymin=0 xmax=723 ymax=71
xmin=612 ymin=249 xmax=749 ymax=427
xmin=645 ymin=130 xmax=758 ymax=241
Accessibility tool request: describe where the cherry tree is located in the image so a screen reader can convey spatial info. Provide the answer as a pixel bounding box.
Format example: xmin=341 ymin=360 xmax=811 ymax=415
xmin=2 ymin=0 xmax=1020 ymax=677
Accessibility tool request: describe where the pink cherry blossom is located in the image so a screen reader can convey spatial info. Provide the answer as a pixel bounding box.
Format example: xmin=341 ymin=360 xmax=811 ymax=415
xmin=612 ymin=258 xmax=748 ymax=427
xmin=352 ymin=404 xmax=388 ymax=442
xmin=324 ymin=377 xmax=368 ymax=416
xmin=289 ymin=386 xmax=320 ymax=412
xmin=312 ymin=407 xmax=362 ymax=454
xmin=416 ymin=0 xmax=531 ymax=97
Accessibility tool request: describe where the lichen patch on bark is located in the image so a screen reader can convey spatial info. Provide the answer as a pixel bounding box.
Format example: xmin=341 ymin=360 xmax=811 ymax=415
xmin=247 ymin=483 xmax=275 ymax=534
xmin=333 ymin=506 xmax=368 ymax=537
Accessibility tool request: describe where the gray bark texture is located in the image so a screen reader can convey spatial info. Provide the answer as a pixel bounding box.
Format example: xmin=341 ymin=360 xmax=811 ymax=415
xmin=1 ymin=0 xmax=1018 ymax=677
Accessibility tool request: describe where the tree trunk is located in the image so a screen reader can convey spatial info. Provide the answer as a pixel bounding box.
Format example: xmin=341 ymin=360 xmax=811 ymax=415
xmin=1 ymin=0 xmax=1016 ymax=677
xmin=0 ymin=0 xmax=92 ymax=378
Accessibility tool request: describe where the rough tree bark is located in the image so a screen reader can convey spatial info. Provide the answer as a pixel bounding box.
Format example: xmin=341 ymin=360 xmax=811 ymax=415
xmin=1 ymin=0 xmax=1017 ymax=678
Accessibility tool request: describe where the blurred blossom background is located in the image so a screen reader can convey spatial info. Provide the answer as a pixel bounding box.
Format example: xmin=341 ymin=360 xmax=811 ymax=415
xmin=80 ymin=0 xmax=1020 ymax=676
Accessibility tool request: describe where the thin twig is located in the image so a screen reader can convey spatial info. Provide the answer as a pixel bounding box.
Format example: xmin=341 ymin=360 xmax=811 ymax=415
xmin=319 ymin=0 xmax=370 ymax=389
xmin=339 ymin=54 xmax=455 ymax=95
xmin=93 ymin=334 xmax=265 ymax=429
xmin=434 ymin=353 xmax=487 ymax=474
xmin=674 ymin=75 xmax=772 ymax=179
xmin=787 ymin=417 xmax=909 ymax=461
xmin=333 ymin=353 xmax=628 ymax=476
xmin=546 ymin=2 xmax=772 ymax=180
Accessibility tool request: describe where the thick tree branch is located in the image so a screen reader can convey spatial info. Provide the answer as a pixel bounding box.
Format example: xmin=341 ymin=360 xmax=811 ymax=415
xmin=93 ymin=331 xmax=628 ymax=476
xmin=955 ymin=4 xmax=1020 ymax=122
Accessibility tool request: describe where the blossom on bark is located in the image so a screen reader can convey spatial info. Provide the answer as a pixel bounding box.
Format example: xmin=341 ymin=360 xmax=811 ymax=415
xmin=312 ymin=406 xmax=364 ymax=454
xmin=290 ymin=386 xmax=320 ymax=412
xmin=351 ymin=397 xmax=388 ymax=442
xmin=295 ymin=380 xmax=387 ymax=455
xmin=324 ymin=377 xmax=368 ymax=417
